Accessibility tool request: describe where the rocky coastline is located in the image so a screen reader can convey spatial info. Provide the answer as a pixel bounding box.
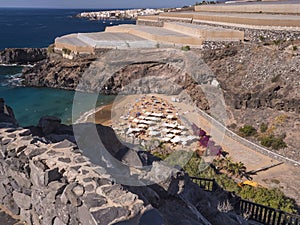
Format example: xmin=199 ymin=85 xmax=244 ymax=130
xmin=0 ymin=48 xmax=47 ymax=65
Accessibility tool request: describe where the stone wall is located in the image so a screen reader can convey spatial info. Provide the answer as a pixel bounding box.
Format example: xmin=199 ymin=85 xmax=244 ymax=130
xmin=0 ymin=126 xmax=146 ymax=225
xmin=192 ymin=20 xmax=300 ymax=42
xmin=136 ymin=19 xmax=163 ymax=27
xmin=0 ymin=124 xmax=250 ymax=225
xmin=141 ymin=17 xmax=300 ymax=42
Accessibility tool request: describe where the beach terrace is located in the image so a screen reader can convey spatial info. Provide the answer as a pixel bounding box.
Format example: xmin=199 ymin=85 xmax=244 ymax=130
xmin=111 ymin=95 xmax=225 ymax=160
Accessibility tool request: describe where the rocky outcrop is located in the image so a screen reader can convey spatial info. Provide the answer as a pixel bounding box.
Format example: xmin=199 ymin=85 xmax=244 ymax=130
xmin=23 ymin=55 xmax=96 ymax=90
xmin=23 ymin=46 xmax=300 ymax=114
xmin=0 ymin=98 xmax=18 ymax=127
xmin=0 ymin=48 xmax=47 ymax=65
xmin=0 ymin=102 xmax=247 ymax=225
xmin=200 ymin=44 xmax=300 ymax=114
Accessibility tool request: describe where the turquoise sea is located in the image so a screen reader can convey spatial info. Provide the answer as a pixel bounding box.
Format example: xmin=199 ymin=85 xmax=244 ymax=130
xmin=0 ymin=8 xmax=134 ymax=127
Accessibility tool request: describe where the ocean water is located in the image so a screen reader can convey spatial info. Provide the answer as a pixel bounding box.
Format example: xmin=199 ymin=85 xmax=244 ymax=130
xmin=0 ymin=8 xmax=134 ymax=126
xmin=0 ymin=8 xmax=135 ymax=50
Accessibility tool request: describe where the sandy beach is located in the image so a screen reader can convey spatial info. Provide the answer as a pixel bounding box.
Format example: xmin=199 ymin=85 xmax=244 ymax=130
xmin=91 ymin=103 xmax=113 ymax=126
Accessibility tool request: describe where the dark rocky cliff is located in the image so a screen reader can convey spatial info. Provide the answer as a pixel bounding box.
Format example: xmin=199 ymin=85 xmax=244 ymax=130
xmin=0 ymin=48 xmax=47 ymax=65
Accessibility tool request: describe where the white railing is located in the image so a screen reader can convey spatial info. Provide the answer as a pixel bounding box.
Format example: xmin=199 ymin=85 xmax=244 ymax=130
xmin=195 ymin=108 xmax=300 ymax=167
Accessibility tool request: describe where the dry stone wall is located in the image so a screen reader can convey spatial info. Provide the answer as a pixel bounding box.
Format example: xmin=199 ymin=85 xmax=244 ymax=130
xmin=0 ymin=126 xmax=145 ymax=225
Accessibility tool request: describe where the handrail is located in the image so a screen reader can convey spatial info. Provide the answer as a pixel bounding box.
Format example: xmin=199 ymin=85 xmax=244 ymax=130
xmin=194 ymin=108 xmax=300 ymax=167
xmin=191 ymin=177 xmax=300 ymax=225
xmin=240 ymin=199 xmax=300 ymax=225
xmin=190 ymin=177 xmax=216 ymax=192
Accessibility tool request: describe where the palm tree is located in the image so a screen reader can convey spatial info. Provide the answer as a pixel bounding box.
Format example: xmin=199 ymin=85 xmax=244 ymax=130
xmin=235 ymin=162 xmax=247 ymax=178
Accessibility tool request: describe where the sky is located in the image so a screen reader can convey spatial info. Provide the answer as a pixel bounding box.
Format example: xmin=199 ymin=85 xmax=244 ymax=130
xmin=0 ymin=0 xmax=200 ymax=9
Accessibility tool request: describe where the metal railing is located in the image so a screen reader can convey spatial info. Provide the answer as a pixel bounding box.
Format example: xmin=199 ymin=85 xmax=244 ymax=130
xmin=240 ymin=199 xmax=300 ymax=225
xmin=191 ymin=177 xmax=300 ymax=225
xmin=190 ymin=177 xmax=216 ymax=192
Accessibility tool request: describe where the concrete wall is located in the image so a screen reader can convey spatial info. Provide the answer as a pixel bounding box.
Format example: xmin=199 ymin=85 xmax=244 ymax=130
xmin=195 ymin=3 xmax=300 ymax=14
xmin=158 ymin=12 xmax=300 ymax=27
xmin=106 ymin=25 xmax=204 ymax=46
xmin=192 ymin=20 xmax=300 ymax=42
xmin=55 ymin=40 xmax=94 ymax=54
xmin=192 ymin=13 xmax=300 ymax=27
xmin=163 ymin=22 xmax=244 ymax=41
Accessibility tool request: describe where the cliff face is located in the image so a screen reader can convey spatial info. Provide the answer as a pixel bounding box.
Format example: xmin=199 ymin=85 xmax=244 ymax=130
xmin=0 ymin=48 xmax=47 ymax=65
xmin=200 ymin=45 xmax=300 ymax=114
xmin=22 ymin=46 xmax=300 ymax=160
xmin=23 ymin=55 xmax=96 ymax=90
xmin=0 ymin=102 xmax=245 ymax=225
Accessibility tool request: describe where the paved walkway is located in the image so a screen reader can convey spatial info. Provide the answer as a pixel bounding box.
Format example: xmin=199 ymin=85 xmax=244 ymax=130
xmin=159 ymin=95 xmax=300 ymax=205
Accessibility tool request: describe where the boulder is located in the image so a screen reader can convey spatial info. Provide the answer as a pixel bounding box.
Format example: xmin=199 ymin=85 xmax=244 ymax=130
xmin=0 ymin=98 xmax=18 ymax=126
xmin=38 ymin=116 xmax=61 ymax=135
xmin=12 ymin=191 xmax=31 ymax=210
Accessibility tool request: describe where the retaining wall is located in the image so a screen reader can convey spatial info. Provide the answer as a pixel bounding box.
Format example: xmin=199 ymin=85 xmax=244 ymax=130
xmin=0 ymin=126 xmax=145 ymax=225
xmin=195 ymin=3 xmax=300 ymax=14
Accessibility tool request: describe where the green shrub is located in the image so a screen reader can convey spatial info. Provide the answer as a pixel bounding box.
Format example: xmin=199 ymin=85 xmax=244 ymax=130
xmin=183 ymin=152 xmax=203 ymax=177
xmin=260 ymin=135 xmax=287 ymax=150
xmin=259 ymin=36 xmax=265 ymax=42
xmin=239 ymin=186 xmax=297 ymax=214
xmin=260 ymin=123 xmax=268 ymax=133
xmin=152 ymin=152 xmax=169 ymax=160
xmin=273 ymin=40 xmax=281 ymax=46
xmin=186 ymin=156 xmax=297 ymax=213
xmin=239 ymin=125 xmax=257 ymax=137
xmin=47 ymin=45 xmax=54 ymax=54
xmin=181 ymin=45 xmax=191 ymax=51
xmin=62 ymin=48 xmax=71 ymax=55
xmin=292 ymin=45 xmax=298 ymax=51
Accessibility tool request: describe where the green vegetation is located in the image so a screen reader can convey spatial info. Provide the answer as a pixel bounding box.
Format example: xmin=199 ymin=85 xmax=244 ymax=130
xmin=181 ymin=45 xmax=191 ymax=51
xmin=259 ymin=134 xmax=287 ymax=150
xmin=239 ymin=186 xmax=297 ymax=213
xmin=259 ymin=36 xmax=265 ymax=42
xmin=260 ymin=123 xmax=268 ymax=133
xmin=47 ymin=45 xmax=54 ymax=54
xmin=62 ymin=48 xmax=71 ymax=55
xmin=273 ymin=40 xmax=281 ymax=46
xmin=239 ymin=125 xmax=257 ymax=137
xmin=182 ymin=154 xmax=297 ymax=213
xmin=292 ymin=45 xmax=298 ymax=51
xmin=152 ymin=151 xmax=169 ymax=160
